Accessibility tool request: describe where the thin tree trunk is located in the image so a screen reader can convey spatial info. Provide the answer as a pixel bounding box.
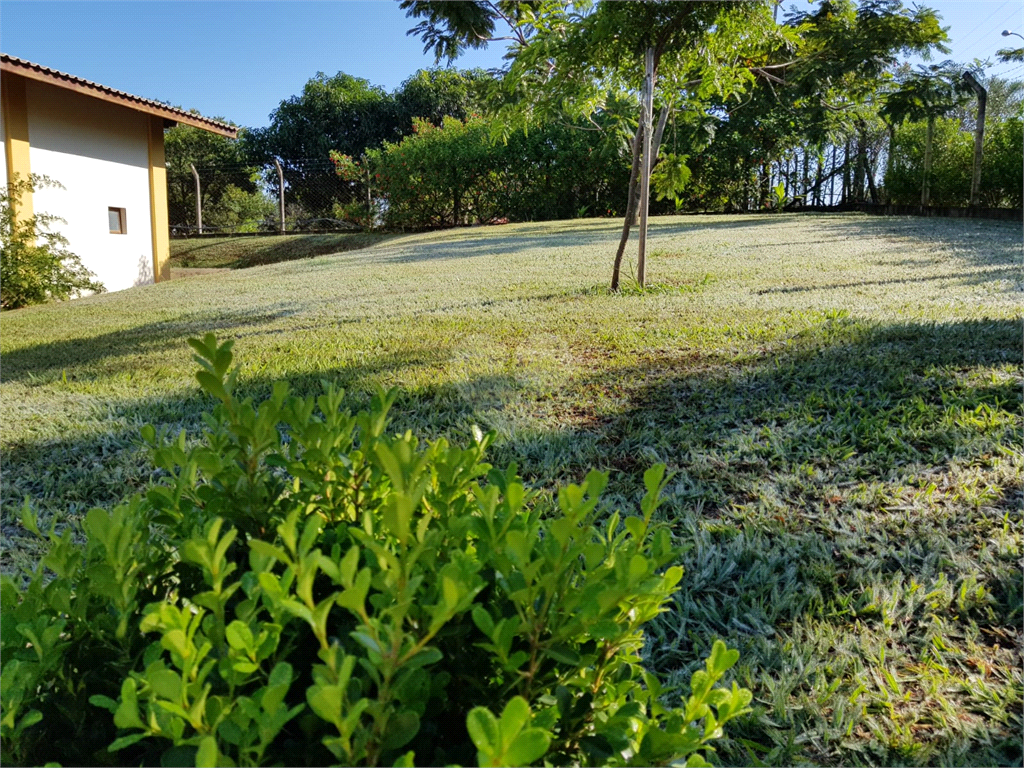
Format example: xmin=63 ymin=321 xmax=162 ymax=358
xmin=611 ymin=121 xmax=645 ymax=290
xmin=802 ymin=150 xmax=809 ymax=205
xmin=842 ymin=140 xmax=851 ymax=204
xmin=865 ymin=155 xmax=879 ymax=204
xmin=629 ymin=105 xmax=670 ymax=226
xmin=853 ymin=130 xmax=866 ymax=202
xmin=650 ymin=105 xmax=671 ymax=177
xmin=885 ymin=123 xmax=896 ymax=203
xmin=830 ymin=145 xmax=838 ymax=205
xmin=636 ymin=47 xmax=655 ymax=288
xmin=813 ymin=153 xmax=823 ymax=206
xmin=858 ymin=121 xmax=879 ymax=204
xmin=921 ymin=115 xmax=934 ymax=207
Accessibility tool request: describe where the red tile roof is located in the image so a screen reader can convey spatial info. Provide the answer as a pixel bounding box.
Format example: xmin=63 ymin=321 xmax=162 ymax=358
xmin=1 ymin=54 xmax=238 ymax=137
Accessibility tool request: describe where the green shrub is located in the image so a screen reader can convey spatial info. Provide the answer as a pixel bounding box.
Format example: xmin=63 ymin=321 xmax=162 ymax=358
xmin=203 ymin=185 xmax=277 ymax=233
xmin=345 ymin=116 xmax=629 ymax=230
xmin=0 ymin=174 xmax=104 ymax=310
xmin=883 ymin=114 xmax=1024 ymax=207
xmin=1 ymin=335 xmax=751 ymax=767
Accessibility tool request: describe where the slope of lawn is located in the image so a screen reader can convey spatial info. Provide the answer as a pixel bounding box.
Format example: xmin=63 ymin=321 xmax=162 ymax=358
xmin=2 ymin=213 xmax=1021 ymax=766
xmin=169 ymin=231 xmax=391 ymax=269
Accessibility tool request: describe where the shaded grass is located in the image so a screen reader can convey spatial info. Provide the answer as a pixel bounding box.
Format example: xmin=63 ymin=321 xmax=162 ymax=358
xmin=169 ymin=232 xmax=392 ymax=269
xmin=2 ymin=213 xmax=1021 ymax=766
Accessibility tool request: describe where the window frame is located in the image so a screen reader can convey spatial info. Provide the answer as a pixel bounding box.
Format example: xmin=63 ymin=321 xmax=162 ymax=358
xmin=108 ymin=207 xmax=127 ymax=235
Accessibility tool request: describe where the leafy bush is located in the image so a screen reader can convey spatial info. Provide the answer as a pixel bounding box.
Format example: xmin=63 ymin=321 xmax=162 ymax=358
xmin=1 ymin=335 xmax=751 ymax=767
xmin=884 ymin=114 xmax=1024 ymax=207
xmin=344 ymin=116 xmax=629 ymax=230
xmin=203 ymin=185 xmax=277 ymax=233
xmin=0 ymin=174 xmax=104 ymax=310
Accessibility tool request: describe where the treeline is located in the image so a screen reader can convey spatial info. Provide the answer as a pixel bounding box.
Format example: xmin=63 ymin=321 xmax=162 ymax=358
xmin=166 ymin=64 xmax=1023 ymax=232
xmin=165 ymin=69 xmax=494 ymax=231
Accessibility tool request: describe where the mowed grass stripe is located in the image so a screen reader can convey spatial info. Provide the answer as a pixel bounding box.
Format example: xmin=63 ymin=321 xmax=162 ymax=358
xmin=1 ymin=213 xmax=1021 ymax=766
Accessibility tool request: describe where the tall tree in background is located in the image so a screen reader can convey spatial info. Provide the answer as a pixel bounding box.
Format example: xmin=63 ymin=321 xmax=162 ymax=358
xmin=393 ymin=68 xmax=492 ymax=127
xmin=163 ymin=118 xmax=267 ymax=231
xmin=245 ymin=68 xmax=493 ymax=218
xmin=400 ymin=0 xmax=947 ymax=290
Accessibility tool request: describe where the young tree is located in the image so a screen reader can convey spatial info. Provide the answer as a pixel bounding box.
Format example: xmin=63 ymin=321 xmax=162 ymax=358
xmin=400 ymin=0 xmax=948 ymax=289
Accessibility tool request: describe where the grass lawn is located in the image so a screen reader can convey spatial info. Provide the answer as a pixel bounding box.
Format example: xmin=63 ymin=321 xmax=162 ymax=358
xmin=169 ymin=231 xmax=391 ymax=269
xmin=2 ymin=213 xmax=1021 ymax=766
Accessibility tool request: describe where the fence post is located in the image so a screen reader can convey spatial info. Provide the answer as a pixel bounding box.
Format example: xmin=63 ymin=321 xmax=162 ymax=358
xmin=274 ymin=158 xmax=286 ymax=234
xmin=366 ymin=164 xmax=372 ymax=228
xmin=190 ymin=163 xmax=202 ymax=234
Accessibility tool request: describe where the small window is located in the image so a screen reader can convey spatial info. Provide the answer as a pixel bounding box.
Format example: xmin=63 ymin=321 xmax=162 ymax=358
xmin=108 ymin=207 xmax=127 ymax=234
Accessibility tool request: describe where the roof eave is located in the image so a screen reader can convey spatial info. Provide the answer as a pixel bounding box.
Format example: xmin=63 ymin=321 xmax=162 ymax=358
xmin=0 ymin=57 xmax=238 ymax=138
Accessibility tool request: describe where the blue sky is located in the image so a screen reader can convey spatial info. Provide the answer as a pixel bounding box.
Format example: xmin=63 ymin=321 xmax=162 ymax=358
xmin=2 ymin=0 xmax=1022 ymax=130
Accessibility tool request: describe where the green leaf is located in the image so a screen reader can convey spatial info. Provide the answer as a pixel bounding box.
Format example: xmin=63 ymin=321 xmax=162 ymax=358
xmin=248 ymin=540 xmax=291 ymax=566
xmin=643 ymin=463 xmax=667 ymax=498
xmin=195 ymin=736 xmax=218 ymax=768
xmin=382 ymin=710 xmax=420 ymax=750
xmin=89 ymin=694 xmax=119 ymax=713
xmin=225 ymin=621 xmax=254 ymax=651
xmin=472 ymin=606 xmax=495 ymax=636
xmin=306 ymin=685 xmax=343 ymax=728
xmin=441 ymin=575 xmax=459 ymax=610
xmin=15 ymin=708 xmax=43 ymax=731
xmin=466 ymin=706 xmax=500 ymax=753
xmin=504 ymin=728 xmax=551 ymax=767
xmin=498 ymin=696 xmax=531 ymax=743
xmin=707 ymin=640 xmax=740 ymax=675
xmin=148 ymin=668 xmax=183 ymax=701
xmin=404 ymin=646 xmax=443 ymax=669
xmin=545 ymin=645 xmax=582 ymax=666
xmin=196 ymin=370 xmax=228 ymax=402
xmin=339 ymin=545 xmax=360 ymax=587
xmin=624 ymin=516 xmax=646 ymax=541
xmin=114 ymin=679 xmax=145 ymax=730
xmin=628 ymin=554 xmax=648 ymax=582
xmin=268 ymin=661 xmax=293 ymax=687
xmin=107 ymin=733 xmax=149 ymax=752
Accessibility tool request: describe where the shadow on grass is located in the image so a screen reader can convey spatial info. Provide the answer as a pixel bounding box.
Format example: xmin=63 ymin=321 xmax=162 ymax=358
xmin=171 ymin=233 xmax=397 ymax=270
xmin=487 ymin=316 xmax=1022 ymax=766
xmin=0 ymin=305 xmax=304 ymax=383
xmin=756 ymin=267 xmax=1021 ymax=294
xmin=3 ymin=315 xmax=1021 ymax=765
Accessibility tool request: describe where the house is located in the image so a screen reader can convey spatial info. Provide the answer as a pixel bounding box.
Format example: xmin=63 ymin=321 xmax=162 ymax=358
xmin=1 ymin=54 xmax=236 ymax=292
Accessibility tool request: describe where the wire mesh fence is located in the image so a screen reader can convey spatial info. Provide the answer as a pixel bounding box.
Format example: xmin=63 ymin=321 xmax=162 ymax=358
xmin=167 ymin=159 xmax=365 ymax=237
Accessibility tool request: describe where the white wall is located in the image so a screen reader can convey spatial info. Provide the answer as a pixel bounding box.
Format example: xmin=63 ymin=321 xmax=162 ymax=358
xmin=26 ymin=79 xmax=154 ymax=293
xmin=0 ymin=103 xmax=7 ymax=188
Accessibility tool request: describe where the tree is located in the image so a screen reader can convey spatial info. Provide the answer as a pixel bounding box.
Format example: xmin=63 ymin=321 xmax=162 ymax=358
xmin=401 ymin=0 xmax=949 ymax=289
xmin=881 ymin=63 xmax=971 ymax=206
xmin=0 ymin=175 xmax=104 ymax=310
xmin=247 ymin=69 xmax=495 ymax=220
xmin=164 ymin=120 xmax=262 ymax=231
xmin=393 ymin=68 xmax=492 ymax=128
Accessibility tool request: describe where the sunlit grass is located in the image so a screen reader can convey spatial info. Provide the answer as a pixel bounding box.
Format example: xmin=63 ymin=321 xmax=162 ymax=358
xmin=2 ymin=213 xmax=1021 ymax=766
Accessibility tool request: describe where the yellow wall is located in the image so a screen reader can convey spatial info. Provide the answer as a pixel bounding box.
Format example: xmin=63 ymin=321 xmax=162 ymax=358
xmin=2 ymin=73 xmax=33 ymax=220
xmin=148 ymin=116 xmax=170 ymax=282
